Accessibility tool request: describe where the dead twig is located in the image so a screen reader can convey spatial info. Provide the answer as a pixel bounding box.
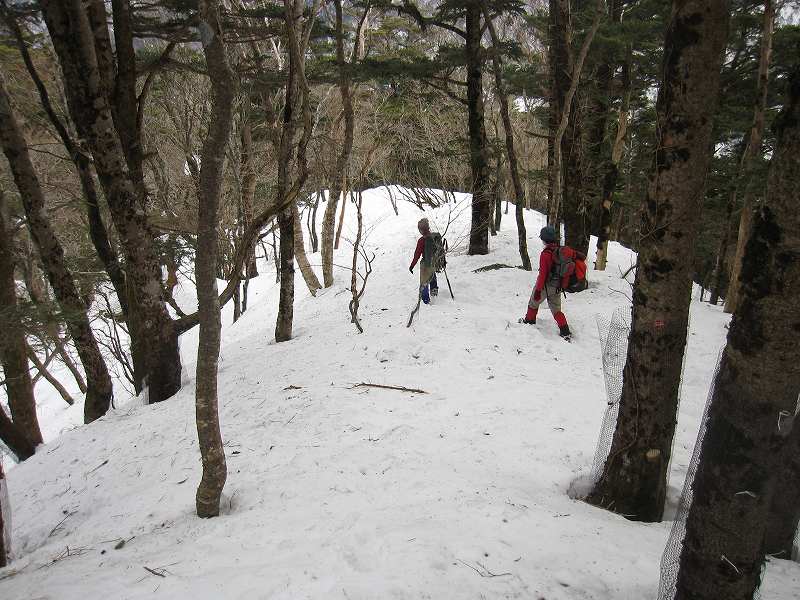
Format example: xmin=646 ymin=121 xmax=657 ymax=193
xmin=351 ymin=382 xmax=428 ymax=394
xmin=457 ymin=559 xmax=512 ymax=578
xmin=143 ymin=566 xmax=168 ymax=578
xmin=85 ymin=459 xmax=109 ymax=476
xmin=48 ymin=511 xmax=76 ymax=538
xmin=38 ymin=546 xmax=91 ymax=569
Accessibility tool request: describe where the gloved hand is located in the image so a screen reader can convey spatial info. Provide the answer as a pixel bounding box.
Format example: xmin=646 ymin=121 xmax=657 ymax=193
xmin=409 ymin=266 xmax=414 ymax=274
xmin=533 ymin=290 xmax=541 ymax=302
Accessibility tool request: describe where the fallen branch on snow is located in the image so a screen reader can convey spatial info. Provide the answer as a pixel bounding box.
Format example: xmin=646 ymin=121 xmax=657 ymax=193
xmin=457 ymin=559 xmax=512 ymax=578
xmin=473 ymin=263 xmax=517 ymax=273
xmin=143 ymin=566 xmax=168 ymax=578
xmin=351 ymin=383 xmax=428 ymax=394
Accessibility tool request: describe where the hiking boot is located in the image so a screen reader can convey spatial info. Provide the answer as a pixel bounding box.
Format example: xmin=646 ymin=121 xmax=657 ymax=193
xmin=559 ymin=324 xmax=572 ymax=338
xmin=518 ymin=317 xmax=536 ymax=324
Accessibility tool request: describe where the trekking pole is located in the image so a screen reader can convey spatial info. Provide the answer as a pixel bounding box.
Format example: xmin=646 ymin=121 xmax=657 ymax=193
xmin=442 ymin=267 xmax=455 ymax=300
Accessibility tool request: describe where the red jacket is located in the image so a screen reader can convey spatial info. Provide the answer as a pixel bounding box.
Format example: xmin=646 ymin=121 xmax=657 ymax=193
xmin=410 ymin=236 xmax=426 ymax=270
xmin=535 ymin=243 xmax=585 ymax=291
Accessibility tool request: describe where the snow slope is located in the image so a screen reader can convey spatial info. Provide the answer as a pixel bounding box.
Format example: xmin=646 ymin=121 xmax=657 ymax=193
xmin=1 ymin=188 xmax=798 ymax=599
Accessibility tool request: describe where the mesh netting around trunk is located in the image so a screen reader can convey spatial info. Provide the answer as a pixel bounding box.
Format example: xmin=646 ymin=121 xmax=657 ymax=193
xmin=656 ymin=349 xmax=724 ymax=599
xmin=657 ymin=355 xmax=800 ymax=598
xmin=589 ymin=306 xmax=632 ymax=485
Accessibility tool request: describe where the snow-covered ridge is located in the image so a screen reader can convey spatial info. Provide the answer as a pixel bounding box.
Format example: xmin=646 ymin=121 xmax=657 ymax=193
xmin=1 ymin=188 xmax=797 ymax=599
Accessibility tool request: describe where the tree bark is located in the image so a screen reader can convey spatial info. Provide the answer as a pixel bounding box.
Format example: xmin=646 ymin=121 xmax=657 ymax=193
xmin=483 ymin=5 xmax=531 ymax=270
xmin=0 ymin=193 xmax=42 ymax=449
xmin=240 ymin=120 xmax=259 ymax=279
xmin=674 ymin=64 xmax=800 ymax=598
xmin=293 ymin=203 xmax=321 ymax=295
xmin=0 ymin=461 xmax=8 ymax=567
xmin=587 ymin=0 xmax=730 ymax=522
xmin=40 ymin=0 xmax=182 ymax=404
xmin=596 ymin=49 xmax=632 ymax=271
xmin=723 ymin=0 xmax=775 ymax=314
xmin=309 ymin=192 xmax=320 ymax=253
xmin=275 ymin=208 xmax=295 ymax=342
xmin=0 ymin=406 xmax=35 ymax=462
xmin=549 ymin=0 xmax=604 ymax=254
xmin=763 ymin=423 xmax=800 ymax=559
xmin=0 ymin=71 xmax=113 ymax=424
xmin=321 ymin=0 xmax=355 ymax=287
xmin=194 ymin=0 xmax=234 ymax=519
xmin=272 ymin=0 xmax=310 ymax=343
xmin=465 ymin=2 xmax=492 ymax=255
xmin=1 ymin=8 xmax=129 ymax=317
xmin=334 ymin=188 xmax=348 ymax=250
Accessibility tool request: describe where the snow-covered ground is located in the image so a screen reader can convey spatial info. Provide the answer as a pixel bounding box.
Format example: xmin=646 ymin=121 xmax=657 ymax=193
xmin=1 ymin=187 xmax=798 ymax=599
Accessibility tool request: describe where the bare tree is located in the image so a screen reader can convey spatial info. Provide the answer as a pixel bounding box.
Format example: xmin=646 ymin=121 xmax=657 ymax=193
xmin=0 ymin=71 xmax=113 ymax=424
xmin=587 ymin=0 xmax=730 ymax=522
xmin=275 ymin=0 xmax=316 ymax=342
xmin=194 ymin=0 xmax=235 ymax=518
xmin=322 ymin=0 xmax=369 ymax=286
xmin=40 ymin=0 xmax=182 ymax=404
xmin=673 ymin=64 xmax=800 ymax=598
xmin=0 ymin=192 xmax=41 ymax=456
xmin=482 ymin=4 xmax=531 ymax=270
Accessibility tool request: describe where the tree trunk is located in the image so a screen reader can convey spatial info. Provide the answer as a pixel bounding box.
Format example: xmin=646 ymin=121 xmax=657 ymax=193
xmin=0 ymin=461 xmax=8 ymax=567
xmin=349 ymin=191 xmax=364 ymax=333
xmin=549 ymin=0 xmax=603 ymax=252
xmin=0 ymin=71 xmax=113 ymax=424
xmin=596 ymin=50 xmax=632 ymax=271
xmin=587 ymin=0 xmax=730 ymax=522
xmin=465 ymin=2 xmax=492 ymax=255
xmin=41 ymin=0 xmax=182 ymax=405
xmin=275 ymin=208 xmax=295 ymax=342
xmin=322 ymin=0 xmax=355 ymax=287
xmin=763 ymin=423 xmax=800 ymax=559
xmin=240 ymin=121 xmax=259 ymax=279
xmin=26 ymin=343 xmax=76 ymax=407
xmin=709 ymin=197 xmax=735 ymax=305
xmin=293 ymin=203 xmax=321 ymax=295
xmin=334 ymin=188 xmax=348 ymax=250
xmin=194 ymin=0 xmax=234 ymax=519
xmin=483 ymin=5 xmax=531 ymax=270
xmin=0 ymin=193 xmax=42 ymax=449
xmin=309 ymin=192 xmax=320 ymax=253
xmin=2 ymin=12 xmax=129 ymax=317
xmin=723 ymin=0 xmax=775 ymax=315
xmin=673 ymin=65 xmax=800 ymax=598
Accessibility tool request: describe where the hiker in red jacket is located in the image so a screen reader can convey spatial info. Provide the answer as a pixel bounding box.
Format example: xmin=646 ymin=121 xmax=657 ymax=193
xmin=521 ymin=226 xmax=585 ymax=338
xmin=409 ymin=218 xmax=439 ymax=304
